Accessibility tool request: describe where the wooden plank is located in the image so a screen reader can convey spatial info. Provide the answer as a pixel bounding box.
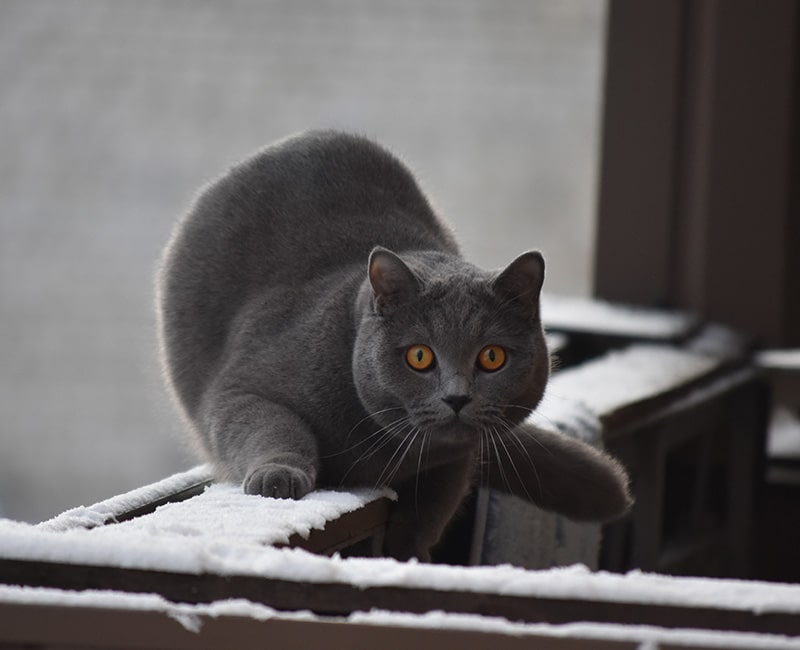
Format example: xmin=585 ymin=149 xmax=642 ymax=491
xmin=112 ymin=478 xmax=213 ymax=524
xmin=601 ymin=365 xmax=769 ymax=578
xmin=599 ymin=364 xmax=757 ymax=438
xmin=0 ymin=558 xmax=797 ymax=636
xmin=280 ymin=496 xmax=390 ymax=556
xmin=0 ymin=602 xmax=636 ymax=650
xmin=38 ymin=467 xmax=216 ymax=532
xmin=41 ymin=465 xmax=392 ymax=559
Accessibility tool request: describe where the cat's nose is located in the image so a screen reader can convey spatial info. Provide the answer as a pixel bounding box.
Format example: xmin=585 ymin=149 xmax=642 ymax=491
xmin=442 ymin=394 xmax=472 ymax=414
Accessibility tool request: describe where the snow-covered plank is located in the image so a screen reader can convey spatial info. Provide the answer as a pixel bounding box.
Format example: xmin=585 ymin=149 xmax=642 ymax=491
xmin=542 ymin=343 xmax=724 ymax=421
xmin=2 ymin=557 xmax=800 ymax=638
xmin=541 ymin=344 xmax=766 ymax=577
xmin=767 ymin=406 xmax=800 ymax=462
xmin=2 ymin=513 xmax=800 ymax=638
xmin=36 ymin=466 xmax=393 ymax=555
xmin=3 ymin=584 xmax=798 ymax=650
xmin=39 ymin=482 xmax=393 ymax=557
xmin=757 ymin=349 xmax=800 ymax=371
xmin=542 ymin=294 xmax=697 ymax=341
xmin=38 ymin=465 xmax=214 ymax=532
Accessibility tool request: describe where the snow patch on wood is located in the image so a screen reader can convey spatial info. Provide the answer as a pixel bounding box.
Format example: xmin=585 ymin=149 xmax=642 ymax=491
xmin=543 ymin=344 xmax=721 ymax=417
xmin=542 ymin=294 xmax=695 ymax=339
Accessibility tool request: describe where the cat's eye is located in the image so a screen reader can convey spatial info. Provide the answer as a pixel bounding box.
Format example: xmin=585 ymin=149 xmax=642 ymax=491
xmin=406 ymin=344 xmax=435 ymax=371
xmin=477 ymin=345 xmax=506 ymax=372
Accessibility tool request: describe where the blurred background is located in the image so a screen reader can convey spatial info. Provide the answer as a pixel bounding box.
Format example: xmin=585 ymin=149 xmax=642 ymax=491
xmin=0 ymin=0 xmax=606 ymax=522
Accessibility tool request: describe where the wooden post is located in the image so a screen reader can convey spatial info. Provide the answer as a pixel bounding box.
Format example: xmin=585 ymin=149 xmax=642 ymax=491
xmin=596 ymin=0 xmax=800 ymax=345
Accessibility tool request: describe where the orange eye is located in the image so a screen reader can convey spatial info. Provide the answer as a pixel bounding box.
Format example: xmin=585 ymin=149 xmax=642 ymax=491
xmin=406 ymin=344 xmax=435 ymax=371
xmin=477 ymin=345 xmax=506 ymax=372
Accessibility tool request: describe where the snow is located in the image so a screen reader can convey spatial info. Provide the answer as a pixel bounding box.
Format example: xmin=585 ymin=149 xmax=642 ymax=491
xmin=542 ymin=344 xmax=720 ymax=416
xmin=1 ymin=584 xmax=798 ymax=648
xmin=0 ymin=584 xmax=314 ymax=633
xmin=350 ymin=610 xmax=800 ymax=649
xmin=768 ymin=406 xmax=800 ymax=460
xmin=36 ymin=464 xmax=394 ymax=544
xmin=685 ymin=323 xmax=747 ymax=359
xmin=38 ymin=465 xmax=214 ymax=532
xmin=0 ymin=478 xmax=395 ymax=575
xmin=758 ymin=349 xmax=800 ymax=370
xmin=4 ymin=500 xmax=800 ymax=618
xmin=545 ymin=331 xmax=567 ymax=355
xmin=80 ymin=483 xmax=395 ymax=549
xmin=529 ymin=395 xmax=601 ymax=446
xmin=542 ymin=294 xmax=696 ymax=339
xmin=3 ymin=466 xmax=800 ymax=642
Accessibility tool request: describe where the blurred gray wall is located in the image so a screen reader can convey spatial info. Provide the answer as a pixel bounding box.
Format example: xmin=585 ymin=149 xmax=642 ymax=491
xmin=0 ymin=0 xmax=606 ymax=522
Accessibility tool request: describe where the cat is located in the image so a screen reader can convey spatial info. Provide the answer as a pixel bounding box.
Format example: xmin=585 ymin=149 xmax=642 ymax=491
xmin=156 ymin=130 xmax=632 ymax=561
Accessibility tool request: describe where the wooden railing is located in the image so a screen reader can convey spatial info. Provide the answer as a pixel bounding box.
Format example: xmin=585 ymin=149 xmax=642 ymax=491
xmin=1 ymin=297 xmax=794 ymax=649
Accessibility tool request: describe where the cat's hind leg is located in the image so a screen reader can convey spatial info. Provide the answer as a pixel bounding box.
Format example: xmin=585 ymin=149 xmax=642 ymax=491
xmin=200 ymin=391 xmax=319 ymax=499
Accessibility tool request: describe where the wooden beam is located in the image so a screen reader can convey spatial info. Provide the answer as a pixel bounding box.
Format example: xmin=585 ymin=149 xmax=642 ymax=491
xmin=0 ymin=557 xmax=797 ymax=636
xmin=596 ymin=0 xmax=800 ymax=345
xmin=673 ymin=0 xmax=798 ymax=343
xmin=0 ymin=602 xmax=636 ymax=650
xmin=594 ymin=0 xmax=685 ymax=305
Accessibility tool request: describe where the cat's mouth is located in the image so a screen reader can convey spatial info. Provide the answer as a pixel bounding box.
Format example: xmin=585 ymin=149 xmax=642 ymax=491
xmin=420 ymin=413 xmax=481 ymax=445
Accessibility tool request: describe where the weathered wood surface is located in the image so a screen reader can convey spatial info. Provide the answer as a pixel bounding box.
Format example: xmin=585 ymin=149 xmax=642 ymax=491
xmin=0 ymin=557 xmax=797 ymax=637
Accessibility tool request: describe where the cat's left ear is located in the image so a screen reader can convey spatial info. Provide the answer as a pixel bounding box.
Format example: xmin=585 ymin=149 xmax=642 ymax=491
xmin=492 ymin=251 xmax=545 ymax=316
xmin=368 ymin=247 xmax=421 ymax=315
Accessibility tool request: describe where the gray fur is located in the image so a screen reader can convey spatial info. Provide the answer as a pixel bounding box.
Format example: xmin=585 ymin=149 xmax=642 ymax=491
xmin=157 ymin=130 xmax=631 ymax=561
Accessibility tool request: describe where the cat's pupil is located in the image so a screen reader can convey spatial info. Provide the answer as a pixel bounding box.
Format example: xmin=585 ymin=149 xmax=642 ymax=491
xmin=487 ymin=349 xmax=496 ymax=362
xmin=415 ymin=349 xmax=424 ymax=362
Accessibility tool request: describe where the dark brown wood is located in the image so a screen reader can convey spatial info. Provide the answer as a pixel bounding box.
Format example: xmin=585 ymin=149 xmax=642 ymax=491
xmin=112 ymin=478 xmax=213 ymax=525
xmin=594 ymin=0 xmax=685 ymax=306
xmin=0 ymin=556 xmax=797 ymax=636
xmin=0 ymin=602 xmax=636 ymax=650
xmin=602 ymin=366 xmax=769 ymax=578
xmin=596 ymin=0 xmax=800 ymax=345
xmin=673 ymin=0 xmax=798 ymax=344
xmin=280 ymin=496 xmax=391 ymax=555
xmin=599 ymin=363 xmax=751 ymax=439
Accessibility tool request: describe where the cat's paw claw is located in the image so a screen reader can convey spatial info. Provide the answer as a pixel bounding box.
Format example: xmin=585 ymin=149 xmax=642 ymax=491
xmin=243 ymin=464 xmax=313 ymax=500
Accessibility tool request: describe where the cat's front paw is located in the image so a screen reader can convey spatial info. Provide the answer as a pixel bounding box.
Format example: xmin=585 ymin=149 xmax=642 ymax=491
xmin=243 ymin=463 xmax=314 ymax=499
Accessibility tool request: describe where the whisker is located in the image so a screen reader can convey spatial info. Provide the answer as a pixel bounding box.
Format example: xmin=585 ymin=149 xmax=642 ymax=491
xmin=487 ymin=427 xmax=512 ymax=494
xmin=492 ymin=405 xmax=554 ymax=457
xmin=494 ymin=417 xmax=545 ymax=501
xmin=478 ymin=425 xmax=486 ymax=488
xmin=323 ymin=413 xmax=409 ymax=458
xmin=339 ymin=418 xmax=412 ymax=485
xmin=375 ymin=426 xmax=417 ymax=488
xmin=510 ymin=422 xmax=554 ymax=456
xmin=357 ymin=418 xmax=412 ymax=463
xmin=414 ymin=429 xmax=429 ymax=517
xmin=341 ymin=406 xmax=406 ymax=448
xmin=493 ymin=424 xmax=534 ymax=503
xmin=386 ymin=427 xmax=423 ymax=488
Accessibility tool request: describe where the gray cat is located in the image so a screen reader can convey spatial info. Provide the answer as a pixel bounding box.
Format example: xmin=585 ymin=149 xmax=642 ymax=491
xmin=157 ymin=130 xmax=631 ymax=561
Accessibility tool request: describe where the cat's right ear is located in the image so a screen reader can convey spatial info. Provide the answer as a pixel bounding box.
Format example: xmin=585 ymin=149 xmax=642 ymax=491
xmin=368 ymin=247 xmax=421 ymax=315
xmin=492 ymin=251 xmax=545 ymax=317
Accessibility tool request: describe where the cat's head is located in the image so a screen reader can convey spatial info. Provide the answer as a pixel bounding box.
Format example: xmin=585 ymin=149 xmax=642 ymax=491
xmin=353 ymin=247 xmax=549 ymax=450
